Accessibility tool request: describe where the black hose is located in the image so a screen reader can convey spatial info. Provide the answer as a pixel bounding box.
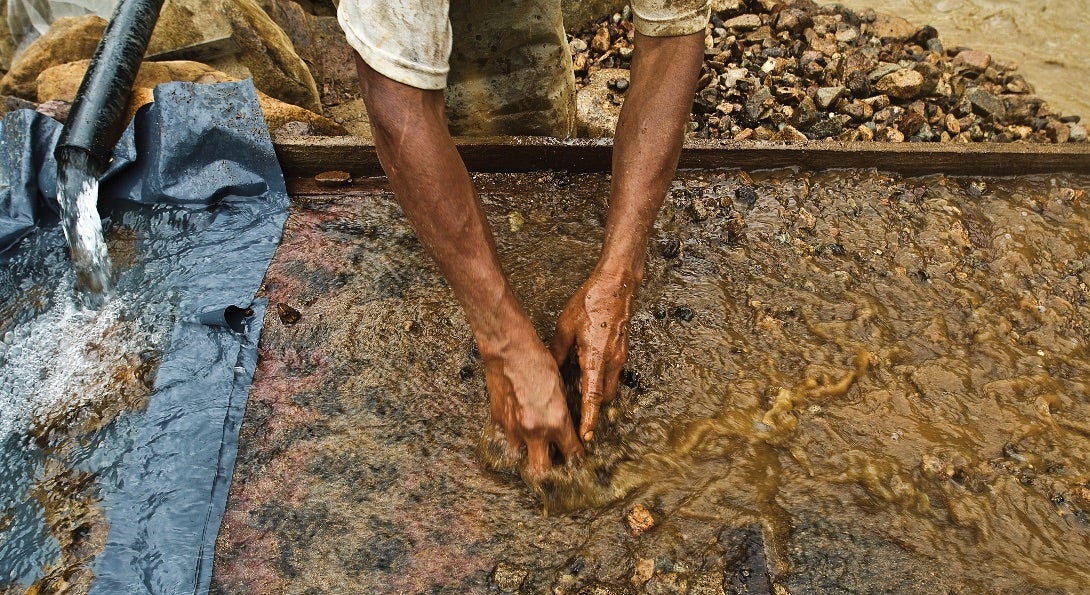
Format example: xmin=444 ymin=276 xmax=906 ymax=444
xmin=54 ymin=0 xmax=165 ymax=174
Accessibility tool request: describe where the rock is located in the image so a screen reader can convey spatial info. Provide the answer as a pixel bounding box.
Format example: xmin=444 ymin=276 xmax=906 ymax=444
xmin=776 ymin=124 xmax=808 ymax=141
xmin=37 ymin=59 xmax=346 ymax=135
xmin=276 ymin=303 xmax=301 ymax=324
xmin=314 ymin=170 xmax=351 ymax=186
xmin=868 ymin=62 xmax=901 ymax=83
xmin=774 ymin=9 xmax=812 ymax=35
xmin=711 ymin=0 xmax=746 ymax=15
xmin=491 ymin=562 xmax=529 ymax=593
xmin=846 ymin=70 xmax=872 ymax=99
xmin=1069 ymin=123 xmax=1087 ymax=142
xmin=576 ymin=68 xmax=627 ymax=137
xmin=0 ymin=0 xmax=14 ymax=74
xmin=36 ymin=59 xmax=233 ymax=103
xmin=952 ymin=49 xmax=991 ymax=71
xmin=1045 ymin=120 xmax=1069 ymax=143
xmin=34 ymin=99 xmax=70 ymax=122
xmin=0 ymin=16 xmax=107 ymax=100
xmin=570 ymin=38 xmax=588 ymax=53
xmin=262 ymin=0 xmax=359 ymax=108
xmin=591 ymin=26 xmax=611 ymax=52
xmin=842 ymin=100 xmax=873 ymax=121
xmin=869 ymin=14 xmax=916 ymax=42
xmin=965 ymin=87 xmax=1006 ymax=120
xmin=734 ymin=185 xmax=757 ymax=210
xmin=815 ymin=86 xmax=844 ymax=110
xmin=944 ymin=112 xmax=961 ymax=134
xmin=791 ymin=96 xmax=818 ymax=130
xmin=724 ymin=14 xmax=762 ymax=32
xmin=898 ymin=111 xmax=927 ymax=136
xmin=274 ymin=120 xmax=312 ymax=136
xmin=875 ymin=69 xmax=924 ymax=100
xmin=2 ymin=95 xmax=35 ymax=115
xmin=835 ymin=24 xmax=859 ymax=43
xmin=856 ymin=123 xmax=874 ymax=141
xmin=147 ymin=0 xmax=321 ymax=112
xmin=913 ymin=62 xmax=941 ymax=96
xmin=632 ymin=558 xmax=655 ymax=584
xmin=626 ymin=504 xmax=655 ymax=537
xmin=808 ymin=115 xmax=844 ymax=139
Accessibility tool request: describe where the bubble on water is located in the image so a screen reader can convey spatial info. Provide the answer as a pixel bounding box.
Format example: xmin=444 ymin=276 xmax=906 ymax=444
xmin=0 ymin=282 xmax=164 ymax=438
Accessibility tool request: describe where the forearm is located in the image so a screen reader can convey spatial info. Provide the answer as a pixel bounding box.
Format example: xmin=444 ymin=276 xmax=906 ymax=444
xmin=598 ymin=30 xmax=705 ymax=282
xmin=360 ymin=61 xmax=533 ymax=353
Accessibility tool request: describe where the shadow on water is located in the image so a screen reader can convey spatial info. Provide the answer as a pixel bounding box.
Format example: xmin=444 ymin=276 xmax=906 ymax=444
xmin=215 ymin=169 xmax=1090 ymax=593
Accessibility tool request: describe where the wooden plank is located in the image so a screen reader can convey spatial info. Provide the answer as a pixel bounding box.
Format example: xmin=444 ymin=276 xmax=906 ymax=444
xmin=273 ymin=135 xmax=1090 ymax=178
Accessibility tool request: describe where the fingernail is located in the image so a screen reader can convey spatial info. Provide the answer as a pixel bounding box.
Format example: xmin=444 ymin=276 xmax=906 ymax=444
xmin=583 ymin=431 xmax=594 ymax=443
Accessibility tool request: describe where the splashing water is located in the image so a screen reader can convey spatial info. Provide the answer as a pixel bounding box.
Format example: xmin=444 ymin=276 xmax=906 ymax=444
xmin=55 ymin=149 xmax=113 ymax=306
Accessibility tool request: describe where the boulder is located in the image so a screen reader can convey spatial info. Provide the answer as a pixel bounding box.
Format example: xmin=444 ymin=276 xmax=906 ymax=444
xmin=0 ymin=16 xmax=107 ymax=100
xmin=575 ymin=68 xmax=627 ymax=137
xmin=1 ymin=0 xmax=15 ymax=73
xmin=875 ymin=69 xmax=924 ymax=100
xmin=147 ymin=0 xmax=321 ymax=112
xmin=36 ymin=59 xmax=346 ymax=135
xmin=262 ymin=0 xmax=359 ymax=107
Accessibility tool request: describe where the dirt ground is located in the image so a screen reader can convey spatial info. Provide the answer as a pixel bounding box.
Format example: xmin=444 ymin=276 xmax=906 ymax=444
xmin=212 ymin=169 xmax=1090 ymax=594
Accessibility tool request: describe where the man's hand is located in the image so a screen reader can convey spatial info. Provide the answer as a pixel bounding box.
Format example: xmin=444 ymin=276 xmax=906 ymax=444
xmin=550 ymin=269 xmax=637 ymax=443
xmin=483 ymin=334 xmax=584 ymax=479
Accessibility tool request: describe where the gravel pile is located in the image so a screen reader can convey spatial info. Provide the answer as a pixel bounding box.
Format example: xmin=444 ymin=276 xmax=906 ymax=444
xmin=569 ymin=0 xmax=1087 ymax=143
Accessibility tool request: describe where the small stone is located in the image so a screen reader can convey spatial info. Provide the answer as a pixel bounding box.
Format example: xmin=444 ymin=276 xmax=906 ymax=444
xmin=659 ymin=236 xmax=681 ymax=258
xmin=735 ymin=185 xmax=758 ymax=208
xmin=846 ymin=70 xmax=872 ymax=98
xmin=673 ymin=305 xmax=694 ymax=322
xmin=834 ymin=24 xmax=859 ymax=43
xmin=492 ymin=562 xmax=529 ymax=593
xmin=843 ymin=100 xmax=872 ymax=121
xmin=3 ymin=95 xmax=36 ymax=114
xmin=33 ymin=98 xmax=70 ymax=122
xmin=591 ymin=27 xmax=611 ymax=53
xmin=1045 ymin=120 xmax=1069 ymax=143
xmin=868 ymin=62 xmax=901 ymax=83
xmin=790 ymin=96 xmax=818 ymax=130
xmin=626 ymin=504 xmax=656 ymax=537
xmin=508 ymin=211 xmax=525 ymax=233
xmin=944 ymin=113 xmax=961 ymax=134
xmin=965 ymin=87 xmax=1006 ymax=120
xmin=776 ymin=124 xmax=808 ymax=141
xmin=1069 ymin=123 xmax=1088 ymax=142
xmin=612 ymin=77 xmax=629 ymax=92
xmin=809 ymin=116 xmax=844 ymax=139
xmin=875 ymin=69 xmax=924 ymax=100
xmin=723 ymin=14 xmax=762 ymax=32
xmin=952 ymin=49 xmax=992 ymax=71
xmin=774 ymin=9 xmax=811 ymax=35
xmin=870 ymin=14 xmax=916 ymax=41
xmin=276 ymin=303 xmax=301 ymax=325
xmin=632 ymin=558 xmax=655 ymax=584
xmin=570 ymin=38 xmax=588 ymax=53
xmin=314 ymin=170 xmax=351 ymax=186
xmin=815 ymin=86 xmax=844 ymax=110
xmin=618 ymin=46 xmax=634 ymax=59
xmin=274 ymin=120 xmax=313 ymax=137
xmin=458 ymin=365 xmax=474 ymax=381
xmin=856 ymin=124 xmax=874 ymax=141
xmin=690 ymin=198 xmax=710 ymax=222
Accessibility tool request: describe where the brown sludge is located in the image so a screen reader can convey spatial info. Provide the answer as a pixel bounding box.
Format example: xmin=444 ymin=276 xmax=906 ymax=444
xmin=213 ymin=169 xmax=1090 ymax=593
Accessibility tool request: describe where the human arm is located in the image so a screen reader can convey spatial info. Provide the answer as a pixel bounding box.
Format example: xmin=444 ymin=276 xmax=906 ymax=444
xmin=551 ymin=30 xmax=706 ymax=442
xmin=356 ymin=57 xmax=583 ymax=477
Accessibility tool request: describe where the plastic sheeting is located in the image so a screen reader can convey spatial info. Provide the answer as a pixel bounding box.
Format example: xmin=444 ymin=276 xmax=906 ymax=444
xmin=0 ymin=79 xmax=288 ymax=594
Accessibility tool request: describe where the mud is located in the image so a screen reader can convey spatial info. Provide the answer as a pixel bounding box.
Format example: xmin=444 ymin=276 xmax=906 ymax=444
xmin=214 ymin=168 xmax=1089 ymax=593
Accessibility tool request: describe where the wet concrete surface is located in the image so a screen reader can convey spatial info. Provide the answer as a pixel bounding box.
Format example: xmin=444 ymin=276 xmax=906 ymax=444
xmin=212 ymin=168 xmax=1090 ymax=593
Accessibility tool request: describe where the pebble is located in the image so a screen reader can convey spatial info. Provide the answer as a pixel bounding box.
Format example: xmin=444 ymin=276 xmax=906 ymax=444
xmin=673 ymin=305 xmax=695 ymax=322
xmin=735 ymin=185 xmax=758 ymax=208
xmin=276 ymin=303 xmax=301 ymax=325
xmin=314 ymin=170 xmax=351 ymax=187
xmin=570 ymin=4 xmax=1085 ymax=144
xmin=626 ymin=504 xmax=656 ymax=537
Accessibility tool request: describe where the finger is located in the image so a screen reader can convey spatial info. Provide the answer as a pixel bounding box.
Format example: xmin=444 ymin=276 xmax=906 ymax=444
xmin=550 ymin=316 xmax=576 ymax=367
xmin=554 ymin=417 xmax=585 ymax=462
xmin=578 ymin=350 xmax=607 ymax=441
xmin=525 ymin=438 xmax=552 ymax=480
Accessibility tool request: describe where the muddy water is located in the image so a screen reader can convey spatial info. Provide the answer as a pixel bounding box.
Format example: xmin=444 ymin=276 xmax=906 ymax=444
xmin=215 ymin=169 xmax=1090 ymax=593
xmin=830 ymin=0 xmax=1090 ymax=120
